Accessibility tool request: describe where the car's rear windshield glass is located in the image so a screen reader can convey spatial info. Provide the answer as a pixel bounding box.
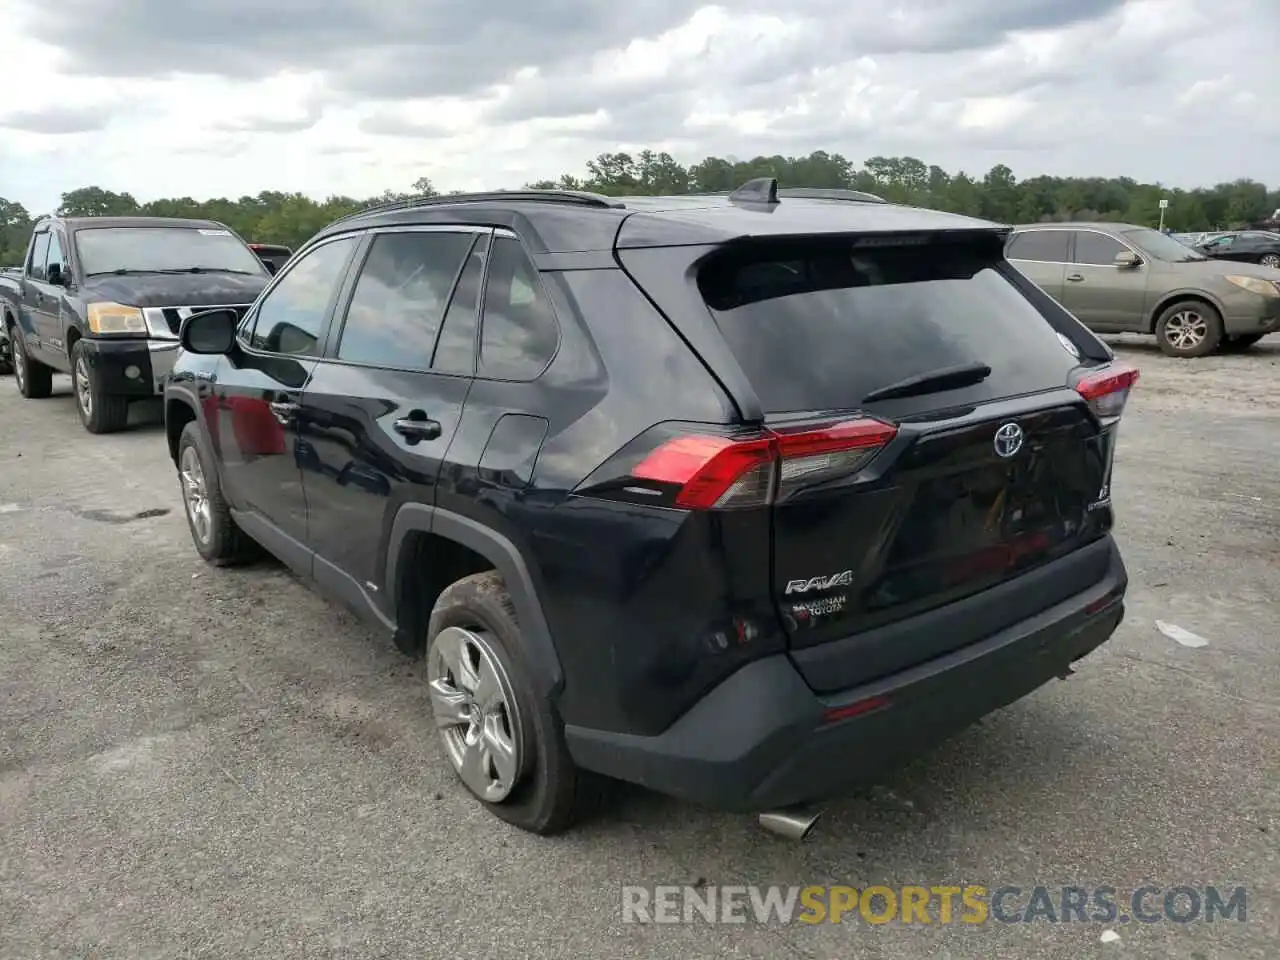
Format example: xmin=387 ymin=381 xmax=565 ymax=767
xmin=697 ymin=236 xmax=1079 ymax=414
xmin=75 ymin=227 xmax=267 ymax=276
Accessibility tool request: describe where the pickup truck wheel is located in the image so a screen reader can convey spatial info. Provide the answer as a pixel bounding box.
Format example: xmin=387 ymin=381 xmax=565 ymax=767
xmin=72 ymin=341 xmax=130 ymax=434
xmin=176 ymin=421 xmax=257 ymax=564
xmin=1154 ymin=300 xmax=1223 ymax=358
xmin=426 ymin=571 xmax=606 ymax=835
xmin=12 ymin=330 xmax=53 ymax=399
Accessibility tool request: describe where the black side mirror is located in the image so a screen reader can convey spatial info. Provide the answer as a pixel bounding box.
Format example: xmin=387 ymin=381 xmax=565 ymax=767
xmin=180 ymin=308 xmax=239 ymax=355
xmin=47 ymin=263 xmax=67 ymax=286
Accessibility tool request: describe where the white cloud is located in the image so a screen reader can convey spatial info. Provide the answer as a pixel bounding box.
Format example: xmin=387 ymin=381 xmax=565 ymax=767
xmin=0 ymin=0 xmax=1276 ymax=213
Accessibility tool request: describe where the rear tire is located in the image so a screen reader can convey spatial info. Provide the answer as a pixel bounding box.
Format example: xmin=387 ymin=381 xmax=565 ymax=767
xmin=1260 ymin=253 xmax=1279 ymax=269
xmin=1219 ymin=334 xmax=1263 ymax=353
xmin=176 ymin=421 xmax=257 ymax=565
xmin=11 ymin=328 xmax=53 ymax=398
xmin=72 ymin=340 xmax=131 ymax=434
xmin=425 ymin=571 xmax=606 ymax=835
xmin=1154 ymin=300 xmax=1223 ymax=358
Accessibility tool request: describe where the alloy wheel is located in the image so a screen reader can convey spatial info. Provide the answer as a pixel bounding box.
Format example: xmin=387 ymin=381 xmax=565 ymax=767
xmin=1163 ymin=310 xmax=1208 ymax=352
xmin=427 ymin=625 xmax=524 ymax=802
xmin=180 ymin=446 xmax=212 ymax=544
xmin=13 ymin=338 xmax=25 ymax=392
xmin=74 ymin=355 xmax=93 ymax=418
xmin=1261 ymin=253 xmax=1280 ymax=269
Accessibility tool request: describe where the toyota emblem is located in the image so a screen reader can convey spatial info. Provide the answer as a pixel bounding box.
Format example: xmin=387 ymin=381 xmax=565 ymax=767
xmin=993 ymin=422 xmax=1024 ymax=458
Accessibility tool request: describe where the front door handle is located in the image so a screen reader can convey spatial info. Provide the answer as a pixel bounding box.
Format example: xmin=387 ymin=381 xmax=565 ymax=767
xmin=393 ymin=416 xmax=442 ymax=442
xmin=268 ymin=400 xmax=298 ymax=424
xmin=1066 ymin=273 xmax=1085 ymax=282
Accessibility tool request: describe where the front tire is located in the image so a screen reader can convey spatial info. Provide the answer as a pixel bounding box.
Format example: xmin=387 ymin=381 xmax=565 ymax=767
xmin=1154 ymin=300 xmax=1223 ymax=358
xmin=176 ymin=421 xmax=257 ymax=564
xmin=72 ymin=341 xmax=130 ymax=434
xmin=11 ymin=328 xmax=53 ymax=398
xmin=1260 ymin=253 xmax=1279 ymax=269
xmin=426 ymin=572 xmax=605 ymax=835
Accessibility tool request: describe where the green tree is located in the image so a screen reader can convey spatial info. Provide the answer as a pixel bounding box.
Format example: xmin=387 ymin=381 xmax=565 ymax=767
xmin=4 ymin=157 xmax=1273 ymax=260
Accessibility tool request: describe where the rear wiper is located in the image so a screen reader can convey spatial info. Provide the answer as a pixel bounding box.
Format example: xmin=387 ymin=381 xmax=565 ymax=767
xmin=861 ymin=361 xmax=992 ymax=404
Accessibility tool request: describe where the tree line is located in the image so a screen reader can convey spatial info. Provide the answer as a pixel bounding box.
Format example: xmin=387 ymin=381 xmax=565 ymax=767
xmin=3 ymin=151 xmax=1277 ymax=266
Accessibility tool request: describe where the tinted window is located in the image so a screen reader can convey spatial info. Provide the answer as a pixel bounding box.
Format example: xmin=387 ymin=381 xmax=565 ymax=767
xmin=478 ymin=236 xmax=559 ymax=380
xmin=1006 ymin=230 xmax=1070 ymax=263
xmin=698 ymin=238 xmax=1076 ymax=414
xmin=337 ymin=231 xmax=474 ymax=370
xmin=1073 ymin=232 xmax=1128 ymax=265
xmin=432 ymin=234 xmax=489 ymax=375
xmin=74 ymin=227 xmax=267 ymax=276
xmin=1124 ymin=228 xmax=1207 ymax=262
xmin=249 ymin=236 xmax=357 ymax=357
xmin=27 ymin=233 xmax=49 ymax=281
xmin=46 ymin=232 xmax=66 ymax=276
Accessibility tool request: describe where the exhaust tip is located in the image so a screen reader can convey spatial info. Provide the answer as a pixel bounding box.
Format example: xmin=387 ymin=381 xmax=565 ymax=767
xmin=758 ymin=807 xmax=823 ymax=841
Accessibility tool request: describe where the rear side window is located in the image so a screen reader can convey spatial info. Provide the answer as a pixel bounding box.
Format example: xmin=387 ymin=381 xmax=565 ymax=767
xmin=698 ymin=237 xmax=1079 ymax=414
xmin=28 ymin=233 xmax=50 ymax=280
xmin=1006 ymin=230 xmax=1070 ymax=263
xmin=432 ymin=234 xmax=490 ymax=376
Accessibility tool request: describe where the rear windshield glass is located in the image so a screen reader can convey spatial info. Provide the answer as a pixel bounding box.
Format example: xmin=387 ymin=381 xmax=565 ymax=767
xmin=697 ymin=237 xmax=1079 ymax=414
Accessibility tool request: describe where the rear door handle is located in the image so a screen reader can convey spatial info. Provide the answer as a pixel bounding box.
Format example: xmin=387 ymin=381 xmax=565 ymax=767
xmin=393 ymin=417 xmax=442 ymax=442
xmin=1066 ymin=273 xmax=1085 ymax=282
xmin=268 ymin=400 xmax=298 ymax=424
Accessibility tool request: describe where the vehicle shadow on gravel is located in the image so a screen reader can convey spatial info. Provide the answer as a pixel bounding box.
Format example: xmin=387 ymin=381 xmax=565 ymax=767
xmin=1102 ymin=334 xmax=1280 ymax=358
xmin=34 ymin=380 xmax=166 ymax=432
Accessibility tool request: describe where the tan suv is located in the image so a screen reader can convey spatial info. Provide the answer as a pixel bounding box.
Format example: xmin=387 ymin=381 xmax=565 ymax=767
xmin=1007 ymin=223 xmax=1280 ymax=357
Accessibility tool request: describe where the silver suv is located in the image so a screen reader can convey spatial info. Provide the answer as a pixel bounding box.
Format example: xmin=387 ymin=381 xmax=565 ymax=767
xmin=1007 ymin=223 xmax=1280 ymax=356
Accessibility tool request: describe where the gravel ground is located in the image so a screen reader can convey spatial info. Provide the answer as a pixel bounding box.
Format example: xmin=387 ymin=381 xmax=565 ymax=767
xmin=1 ymin=338 xmax=1277 ymax=960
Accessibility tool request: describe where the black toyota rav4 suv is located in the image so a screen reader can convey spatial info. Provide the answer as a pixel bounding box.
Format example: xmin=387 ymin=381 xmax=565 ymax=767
xmin=164 ymin=180 xmax=1135 ymax=836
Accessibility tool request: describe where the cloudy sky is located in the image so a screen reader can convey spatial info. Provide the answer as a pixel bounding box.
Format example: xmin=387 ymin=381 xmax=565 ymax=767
xmin=0 ymin=0 xmax=1275 ymax=211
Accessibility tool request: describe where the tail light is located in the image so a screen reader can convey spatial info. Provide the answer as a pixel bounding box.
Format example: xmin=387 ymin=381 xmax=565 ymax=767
xmin=576 ymin=417 xmax=898 ymax=510
xmin=1075 ymin=363 xmax=1139 ymax=426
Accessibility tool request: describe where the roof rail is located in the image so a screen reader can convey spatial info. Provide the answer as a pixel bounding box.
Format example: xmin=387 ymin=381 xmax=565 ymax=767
xmin=328 ymin=189 xmax=626 ymax=227
xmin=725 ymin=179 xmax=890 ymax=206
xmin=777 ymin=187 xmax=887 ymax=204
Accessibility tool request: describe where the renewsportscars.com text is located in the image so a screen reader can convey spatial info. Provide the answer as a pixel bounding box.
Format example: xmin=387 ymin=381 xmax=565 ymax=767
xmin=621 ymin=884 xmax=1248 ymax=925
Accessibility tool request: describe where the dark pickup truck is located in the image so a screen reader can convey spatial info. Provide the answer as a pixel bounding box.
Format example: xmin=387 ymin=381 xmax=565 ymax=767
xmin=0 ymin=215 xmax=273 ymax=433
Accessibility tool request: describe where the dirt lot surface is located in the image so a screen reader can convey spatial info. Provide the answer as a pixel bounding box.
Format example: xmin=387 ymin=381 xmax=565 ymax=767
xmin=1 ymin=337 xmax=1277 ymax=960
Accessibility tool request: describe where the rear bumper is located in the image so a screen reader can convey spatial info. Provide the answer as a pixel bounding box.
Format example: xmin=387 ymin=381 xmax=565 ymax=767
xmin=565 ymin=537 xmax=1127 ymax=812
xmin=78 ymin=337 xmax=178 ymax=397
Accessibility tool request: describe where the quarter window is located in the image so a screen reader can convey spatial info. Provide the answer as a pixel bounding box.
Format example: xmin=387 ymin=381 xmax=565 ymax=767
xmin=478 ymin=236 xmax=559 ymax=381
xmin=337 ymin=231 xmax=475 ymax=370
xmin=248 ymin=236 xmax=358 ymax=356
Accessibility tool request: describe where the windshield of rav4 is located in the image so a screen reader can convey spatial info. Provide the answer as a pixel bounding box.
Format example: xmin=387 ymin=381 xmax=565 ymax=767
xmin=1123 ymin=227 xmax=1209 ymax=263
xmin=75 ymin=227 xmax=268 ymax=277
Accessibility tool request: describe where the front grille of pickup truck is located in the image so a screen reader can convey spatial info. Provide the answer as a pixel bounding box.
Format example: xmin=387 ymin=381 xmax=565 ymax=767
xmin=144 ymin=304 xmax=252 ymax=339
